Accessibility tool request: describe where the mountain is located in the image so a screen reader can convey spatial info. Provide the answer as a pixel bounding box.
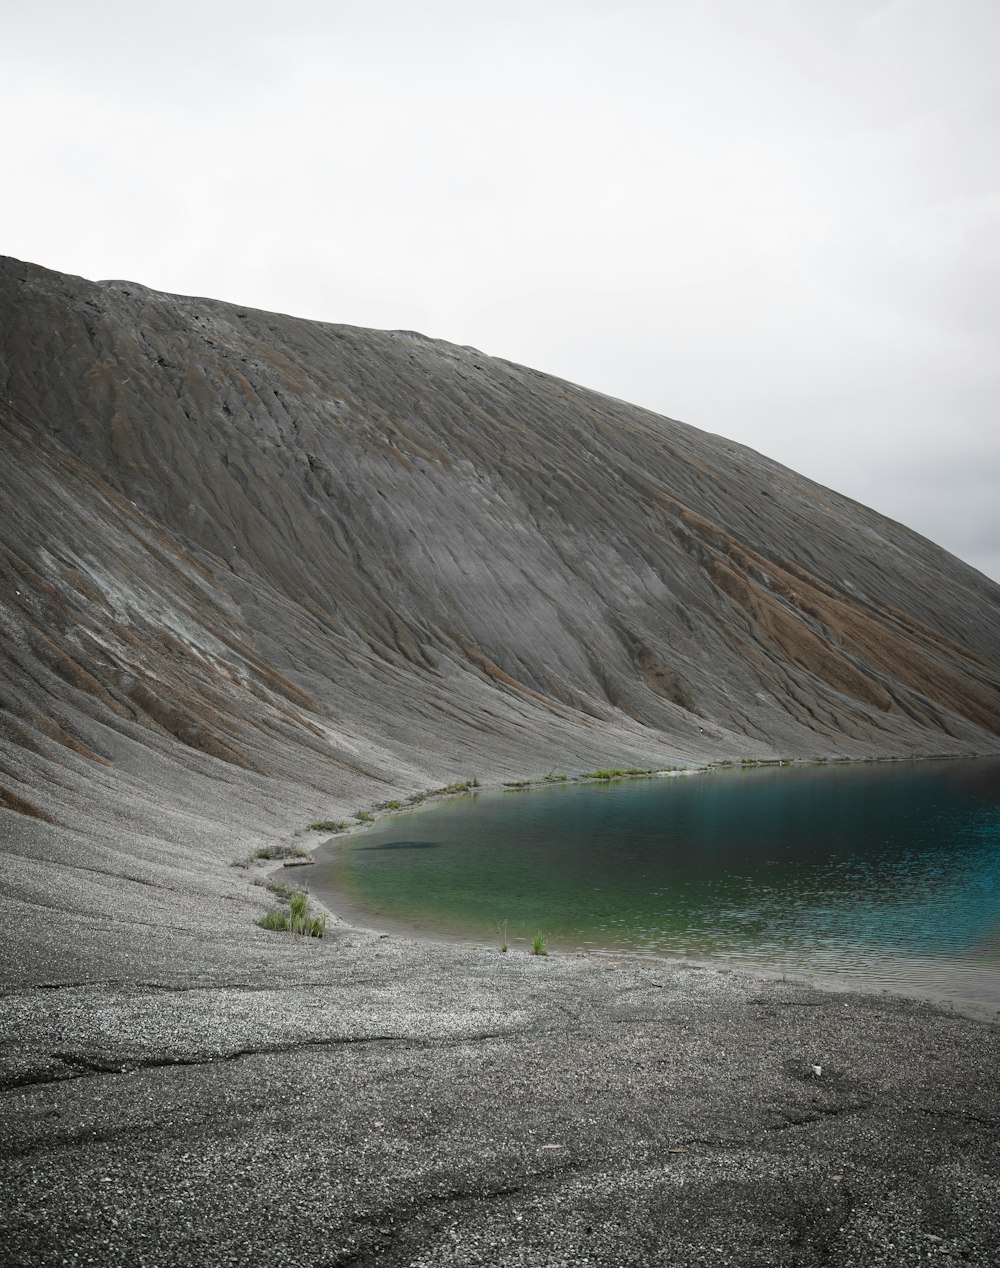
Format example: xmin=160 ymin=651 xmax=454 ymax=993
xmin=3 ymin=255 xmax=999 ymax=833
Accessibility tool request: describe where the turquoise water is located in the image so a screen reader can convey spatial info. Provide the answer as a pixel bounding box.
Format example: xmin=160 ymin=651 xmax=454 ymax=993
xmin=311 ymin=760 xmax=1000 ymax=1014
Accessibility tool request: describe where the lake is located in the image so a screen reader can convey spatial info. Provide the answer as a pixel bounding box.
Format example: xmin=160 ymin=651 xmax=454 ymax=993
xmin=310 ymin=759 xmax=1000 ymax=1018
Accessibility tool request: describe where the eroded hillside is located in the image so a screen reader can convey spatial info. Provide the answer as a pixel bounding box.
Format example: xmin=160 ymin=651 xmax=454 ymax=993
xmin=2 ymin=255 xmax=998 ymax=831
xmin=3 ymin=256 xmax=1000 ymax=1267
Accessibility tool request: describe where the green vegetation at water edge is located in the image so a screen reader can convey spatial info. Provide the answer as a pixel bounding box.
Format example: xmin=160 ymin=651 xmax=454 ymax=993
xmin=257 ymin=889 xmax=328 ymax=938
xmin=405 ymin=780 xmax=481 ymax=806
xmin=580 ymin=767 xmax=660 ymax=780
xmin=257 ymin=879 xmax=299 ymax=901
xmin=257 ymin=910 xmax=290 ymax=932
xmin=231 ymin=843 xmax=310 ymax=868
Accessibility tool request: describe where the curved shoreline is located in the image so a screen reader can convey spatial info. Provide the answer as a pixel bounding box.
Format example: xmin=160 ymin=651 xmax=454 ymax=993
xmin=279 ymin=758 xmax=1000 ymax=1027
xmin=5 ymin=758 xmax=1000 ymax=1265
xmin=304 ymin=867 xmax=1000 ymax=1027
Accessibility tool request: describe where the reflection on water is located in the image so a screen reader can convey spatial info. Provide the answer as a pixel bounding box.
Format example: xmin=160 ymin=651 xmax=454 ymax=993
xmin=311 ymin=760 xmax=1000 ymax=1016
xmin=359 ymin=840 xmax=439 ymax=851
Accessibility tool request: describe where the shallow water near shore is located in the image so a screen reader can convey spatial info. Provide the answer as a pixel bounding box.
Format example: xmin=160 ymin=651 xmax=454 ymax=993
xmin=311 ymin=759 xmax=1000 ymax=1017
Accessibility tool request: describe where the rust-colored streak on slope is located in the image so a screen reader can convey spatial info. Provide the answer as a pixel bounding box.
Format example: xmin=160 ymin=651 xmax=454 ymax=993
xmin=709 ymin=558 xmax=896 ymax=712
xmin=117 ymin=677 xmax=266 ymax=775
xmin=0 ymin=787 xmax=53 ymax=822
xmin=450 ymin=631 xmax=580 ymax=721
xmin=764 ymin=561 xmax=1000 ymax=735
xmin=0 ymin=404 xmax=336 ymax=781
xmin=677 ymin=508 xmax=1000 ymax=735
xmin=2 ymin=254 xmax=999 ymax=783
xmin=778 ymin=553 xmax=1000 ymax=677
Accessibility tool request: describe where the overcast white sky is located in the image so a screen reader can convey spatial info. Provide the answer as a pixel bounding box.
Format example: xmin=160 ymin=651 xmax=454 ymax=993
xmin=6 ymin=0 xmax=999 ymax=580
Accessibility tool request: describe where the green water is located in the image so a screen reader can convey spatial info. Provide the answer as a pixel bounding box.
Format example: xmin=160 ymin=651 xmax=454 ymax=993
xmin=311 ymin=759 xmax=1000 ymax=1013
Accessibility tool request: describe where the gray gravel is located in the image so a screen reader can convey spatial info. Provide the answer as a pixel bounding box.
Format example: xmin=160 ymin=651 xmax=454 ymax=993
xmin=2 ymin=916 xmax=999 ymax=1267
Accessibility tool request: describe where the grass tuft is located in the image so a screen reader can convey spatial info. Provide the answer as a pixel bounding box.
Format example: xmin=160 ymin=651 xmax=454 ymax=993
xmin=258 ymin=890 xmax=328 ymax=938
xmin=264 ymin=880 xmax=295 ymax=900
xmin=232 ymin=843 xmax=309 ymax=868
xmin=581 ymin=767 xmax=657 ymax=781
xmin=531 ymin=932 xmax=548 ymax=956
xmin=257 ymin=910 xmax=290 ymax=932
xmin=434 ymin=779 xmax=480 ymax=796
xmin=308 ymin=820 xmax=350 ymax=832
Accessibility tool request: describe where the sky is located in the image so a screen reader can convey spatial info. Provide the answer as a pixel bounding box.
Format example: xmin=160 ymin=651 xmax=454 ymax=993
xmin=6 ymin=0 xmax=1000 ymax=581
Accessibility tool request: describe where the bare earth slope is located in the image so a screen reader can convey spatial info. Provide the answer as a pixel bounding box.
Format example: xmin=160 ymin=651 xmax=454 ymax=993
xmin=1 ymin=256 xmax=999 ymax=1266
xmin=3 ymin=254 xmax=1000 ymax=802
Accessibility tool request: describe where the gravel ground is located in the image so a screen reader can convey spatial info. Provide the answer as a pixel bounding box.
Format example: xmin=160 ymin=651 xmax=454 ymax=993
xmin=2 ymin=757 xmax=1000 ymax=1267
xmin=2 ymin=914 xmax=999 ymax=1267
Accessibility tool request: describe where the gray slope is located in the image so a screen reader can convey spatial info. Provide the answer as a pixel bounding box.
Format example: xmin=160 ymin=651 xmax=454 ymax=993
xmin=1 ymin=256 xmax=999 ymax=1266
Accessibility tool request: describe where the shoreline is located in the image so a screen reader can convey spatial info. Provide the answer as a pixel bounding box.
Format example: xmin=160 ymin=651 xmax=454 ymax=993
xmin=5 ymin=754 xmax=1000 ymax=1264
xmin=270 ymin=756 xmax=1000 ymax=1029
xmin=301 ymin=869 xmax=1000 ymax=1028
xmin=7 ymin=882 xmax=1000 ymax=1265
